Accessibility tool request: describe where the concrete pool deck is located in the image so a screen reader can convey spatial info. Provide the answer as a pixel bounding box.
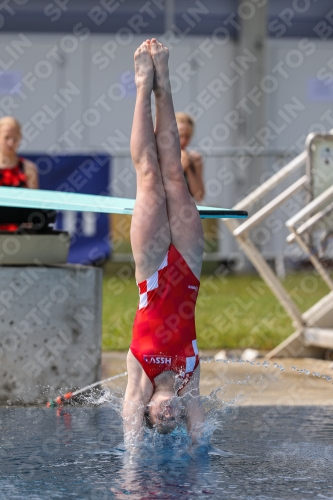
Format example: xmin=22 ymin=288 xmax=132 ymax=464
xmin=102 ymin=351 xmax=333 ymax=406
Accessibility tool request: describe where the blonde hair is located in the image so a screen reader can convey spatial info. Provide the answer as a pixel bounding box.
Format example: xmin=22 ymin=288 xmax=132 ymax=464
xmin=175 ymin=112 xmax=195 ymax=135
xmin=0 ymin=116 xmax=22 ymax=137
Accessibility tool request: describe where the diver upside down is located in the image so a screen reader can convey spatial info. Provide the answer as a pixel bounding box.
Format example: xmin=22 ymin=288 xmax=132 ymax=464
xmin=123 ymin=38 xmax=205 ymax=442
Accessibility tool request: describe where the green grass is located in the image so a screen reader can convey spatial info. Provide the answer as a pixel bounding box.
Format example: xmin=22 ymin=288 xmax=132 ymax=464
xmin=102 ymin=262 xmax=330 ymax=351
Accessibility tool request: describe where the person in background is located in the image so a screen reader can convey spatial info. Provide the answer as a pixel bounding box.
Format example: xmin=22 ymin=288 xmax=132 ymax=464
xmin=0 ymin=116 xmax=39 ymax=231
xmin=0 ymin=116 xmax=38 ymax=189
xmin=175 ymin=112 xmax=205 ymax=203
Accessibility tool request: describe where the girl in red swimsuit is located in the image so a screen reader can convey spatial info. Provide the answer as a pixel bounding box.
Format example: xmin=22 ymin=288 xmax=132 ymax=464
xmin=0 ymin=116 xmax=38 ymax=231
xmin=124 ymin=40 xmax=205 ymax=443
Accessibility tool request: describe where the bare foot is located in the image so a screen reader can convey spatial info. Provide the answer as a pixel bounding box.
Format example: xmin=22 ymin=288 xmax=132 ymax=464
xmin=134 ymin=41 xmax=154 ymax=91
xmin=150 ymin=38 xmax=170 ymax=93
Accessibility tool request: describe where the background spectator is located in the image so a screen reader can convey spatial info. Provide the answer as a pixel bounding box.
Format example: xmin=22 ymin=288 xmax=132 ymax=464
xmin=0 ymin=116 xmax=38 ymax=189
xmin=175 ymin=112 xmax=205 ymax=203
xmin=0 ymin=116 xmax=39 ymax=231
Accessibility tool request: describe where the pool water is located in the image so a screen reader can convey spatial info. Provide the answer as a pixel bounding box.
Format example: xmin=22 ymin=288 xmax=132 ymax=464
xmin=1 ymin=404 xmax=333 ymax=499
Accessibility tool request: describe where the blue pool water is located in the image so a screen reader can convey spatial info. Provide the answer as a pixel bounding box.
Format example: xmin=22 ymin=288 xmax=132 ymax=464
xmin=1 ymin=404 xmax=333 ymax=499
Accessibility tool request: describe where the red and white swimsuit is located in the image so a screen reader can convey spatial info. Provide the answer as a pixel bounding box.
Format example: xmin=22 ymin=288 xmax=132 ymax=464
xmin=0 ymin=158 xmax=28 ymax=232
xmin=130 ymin=244 xmax=200 ymax=393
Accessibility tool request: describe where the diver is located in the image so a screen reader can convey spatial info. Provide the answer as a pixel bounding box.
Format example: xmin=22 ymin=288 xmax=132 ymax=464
xmin=123 ymin=39 xmax=206 ymax=444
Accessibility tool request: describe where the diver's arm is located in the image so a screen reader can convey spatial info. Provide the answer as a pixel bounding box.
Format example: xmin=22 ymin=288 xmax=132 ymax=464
xmin=23 ymin=159 xmax=39 ymax=189
xmin=184 ymin=389 xmax=206 ymax=445
xmin=123 ymin=351 xmax=151 ymax=445
xmin=186 ymin=151 xmax=205 ymax=202
xmin=179 ymin=366 xmax=207 ymax=445
xmin=123 ymin=391 xmax=145 ymax=445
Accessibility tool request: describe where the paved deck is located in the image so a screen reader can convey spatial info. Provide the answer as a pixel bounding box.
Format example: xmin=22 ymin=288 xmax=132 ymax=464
xmin=102 ymin=351 xmax=333 ymax=406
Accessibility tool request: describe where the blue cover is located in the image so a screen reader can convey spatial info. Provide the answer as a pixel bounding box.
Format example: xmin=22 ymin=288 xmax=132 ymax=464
xmin=23 ymin=154 xmax=111 ymax=265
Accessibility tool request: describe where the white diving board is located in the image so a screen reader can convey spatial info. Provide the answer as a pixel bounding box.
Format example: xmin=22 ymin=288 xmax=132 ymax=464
xmin=0 ymin=187 xmax=248 ymax=219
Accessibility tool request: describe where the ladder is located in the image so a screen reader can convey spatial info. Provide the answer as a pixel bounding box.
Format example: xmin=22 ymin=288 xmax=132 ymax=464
xmin=223 ymin=132 xmax=333 ymax=358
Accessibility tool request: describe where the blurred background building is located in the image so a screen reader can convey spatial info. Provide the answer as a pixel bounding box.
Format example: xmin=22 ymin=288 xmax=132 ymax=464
xmin=1 ymin=0 xmax=332 ymax=264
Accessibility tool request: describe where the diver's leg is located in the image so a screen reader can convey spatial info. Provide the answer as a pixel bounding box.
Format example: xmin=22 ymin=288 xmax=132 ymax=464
xmin=151 ymin=39 xmax=203 ymax=280
xmin=130 ymin=40 xmax=171 ymax=283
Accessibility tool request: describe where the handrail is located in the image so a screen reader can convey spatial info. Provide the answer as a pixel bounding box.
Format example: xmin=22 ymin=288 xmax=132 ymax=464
xmin=233 ymin=151 xmax=306 ymax=210
xmin=287 ymin=200 xmax=333 ymax=243
xmin=286 ymin=185 xmax=333 ymax=228
xmin=233 ymin=175 xmax=308 ymax=237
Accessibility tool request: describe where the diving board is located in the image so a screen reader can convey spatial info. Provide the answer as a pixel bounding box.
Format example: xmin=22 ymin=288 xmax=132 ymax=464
xmin=0 ymin=187 xmax=248 ymax=219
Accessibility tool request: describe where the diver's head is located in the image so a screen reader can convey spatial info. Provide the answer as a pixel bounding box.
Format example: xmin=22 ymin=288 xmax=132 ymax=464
xmin=145 ymin=395 xmax=184 ymax=434
xmin=175 ymin=112 xmax=194 ymax=150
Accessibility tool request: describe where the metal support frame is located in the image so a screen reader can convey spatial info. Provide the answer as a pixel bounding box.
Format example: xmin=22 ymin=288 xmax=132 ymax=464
xmin=224 ymin=149 xmax=307 ymax=330
xmin=223 ymin=132 xmax=333 ymax=359
xmin=286 ymin=185 xmax=333 ymax=293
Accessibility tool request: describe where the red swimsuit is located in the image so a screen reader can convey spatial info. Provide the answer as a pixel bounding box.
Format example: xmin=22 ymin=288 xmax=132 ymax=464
xmin=0 ymin=158 xmax=28 ymax=232
xmin=130 ymin=244 xmax=200 ymax=392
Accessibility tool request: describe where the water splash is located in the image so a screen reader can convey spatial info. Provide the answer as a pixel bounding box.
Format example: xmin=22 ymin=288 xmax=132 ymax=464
xmin=75 ymin=377 xmax=243 ymax=459
xmin=48 ymin=355 xmax=333 ymax=469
